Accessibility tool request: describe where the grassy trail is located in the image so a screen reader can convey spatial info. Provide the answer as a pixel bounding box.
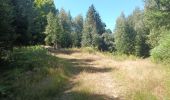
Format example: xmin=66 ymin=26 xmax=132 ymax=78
xmin=48 ymin=48 xmax=170 ymax=100
xmin=2 ymin=46 xmax=169 ymax=100
xmin=50 ymin=48 xmax=125 ymax=100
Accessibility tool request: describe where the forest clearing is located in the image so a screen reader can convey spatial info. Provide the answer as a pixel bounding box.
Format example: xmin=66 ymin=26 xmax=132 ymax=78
xmin=1 ymin=0 xmax=170 ymax=100
xmin=2 ymin=46 xmax=169 ymax=100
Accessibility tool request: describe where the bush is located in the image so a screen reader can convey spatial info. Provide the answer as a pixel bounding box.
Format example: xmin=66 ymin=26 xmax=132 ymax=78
xmin=151 ymin=33 xmax=170 ymax=64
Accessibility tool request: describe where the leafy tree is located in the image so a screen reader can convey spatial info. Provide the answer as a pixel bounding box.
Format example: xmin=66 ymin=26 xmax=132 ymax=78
xmin=151 ymin=32 xmax=170 ymax=64
xmin=144 ymin=0 xmax=170 ymax=48
xmin=144 ymin=0 xmax=170 ymax=62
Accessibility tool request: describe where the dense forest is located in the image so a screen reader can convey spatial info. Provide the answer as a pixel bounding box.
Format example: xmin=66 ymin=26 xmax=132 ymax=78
xmin=0 ymin=0 xmax=170 ymax=100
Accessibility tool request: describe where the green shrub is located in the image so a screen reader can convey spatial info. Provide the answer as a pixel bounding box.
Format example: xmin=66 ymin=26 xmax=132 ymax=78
xmin=151 ymin=33 xmax=170 ymax=64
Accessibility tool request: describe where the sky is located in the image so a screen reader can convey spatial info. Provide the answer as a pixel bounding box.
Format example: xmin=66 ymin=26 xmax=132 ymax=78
xmin=54 ymin=0 xmax=144 ymax=31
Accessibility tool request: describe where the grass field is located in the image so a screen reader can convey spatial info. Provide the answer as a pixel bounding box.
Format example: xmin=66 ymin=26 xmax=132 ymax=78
xmin=1 ymin=46 xmax=170 ymax=100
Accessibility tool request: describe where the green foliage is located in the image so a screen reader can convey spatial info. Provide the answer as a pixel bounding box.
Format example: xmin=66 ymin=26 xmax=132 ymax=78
xmin=131 ymin=8 xmax=150 ymax=57
xmin=82 ymin=4 xmax=106 ymax=49
xmin=102 ymin=32 xmax=115 ymax=52
xmin=85 ymin=4 xmax=105 ymax=35
xmin=144 ymin=0 xmax=170 ymax=62
xmin=114 ymin=12 xmax=134 ymax=54
xmin=81 ymin=25 xmax=93 ymax=47
xmin=92 ymin=34 xmax=101 ymax=48
xmin=10 ymin=46 xmax=48 ymax=70
xmin=0 ymin=46 xmax=70 ymax=100
xmin=114 ymin=8 xmax=150 ymax=57
xmin=72 ymin=15 xmax=84 ymax=47
xmin=58 ymin=9 xmax=72 ymax=48
xmin=144 ymin=0 xmax=170 ymax=49
xmin=11 ymin=0 xmax=56 ymax=45
xmin=151 ymin=33 xmax=170 ymax=64
xmin=0 ymin=0 xmax=14 ymax=61
xmin=45 ymin=12 xmax=62 ymax=48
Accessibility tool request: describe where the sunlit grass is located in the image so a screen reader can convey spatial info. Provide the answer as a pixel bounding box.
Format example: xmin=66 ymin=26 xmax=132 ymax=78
xmin=111 ymin=58 xmax=170 ymax=100
xmin=60 ymin=47 xmax=170 ymax=100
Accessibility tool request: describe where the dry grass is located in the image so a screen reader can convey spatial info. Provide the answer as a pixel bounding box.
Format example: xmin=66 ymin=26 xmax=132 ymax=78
xmin=51 ymin=47 xmax=170 ymax=100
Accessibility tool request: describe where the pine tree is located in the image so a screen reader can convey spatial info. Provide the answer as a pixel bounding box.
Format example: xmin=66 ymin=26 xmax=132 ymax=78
xmin=11 ymin=0 xmax=56 ymax=45
xmin=132 ymin=8 xmax=150 ymax=57
xmin=72 ymin=14 xmax=84 ymax=47
xmin=82 ymin=4 xmax=105 ymax=47
xmin=58 ymin=8 xmax=72 ymax=48
xmin=114 ymin=12 xmax=133 ymax=54
xmin=81 ymin=23 xmax=93 ymax=47
xmin=45 ymin=12 xmax=62 ymax=49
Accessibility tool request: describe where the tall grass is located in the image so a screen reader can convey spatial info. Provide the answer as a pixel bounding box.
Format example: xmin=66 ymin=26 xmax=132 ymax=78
xmin=77 ymin=47 xmax=138 ymax=61
xmin=0 ymin=46 xmax=71 ymax=100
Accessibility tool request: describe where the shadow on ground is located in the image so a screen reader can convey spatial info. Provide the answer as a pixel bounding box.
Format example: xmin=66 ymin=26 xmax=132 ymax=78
xmin=67 ymin=58 xmax=117 ymax=74
xmin=48 ymin=47 xmax=81 ymax=55
xmin=49 ymin=48 xmax=120 ymax=100
xmin=57 ymin=91 xmax=120 ymax=100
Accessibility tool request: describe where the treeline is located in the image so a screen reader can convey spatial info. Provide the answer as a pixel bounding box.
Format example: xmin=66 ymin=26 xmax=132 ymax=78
xmin=114 ymin=8 xmax=150 ymax=57
xmin=114 ymin=0 xmax=170 ymax=62
xmin=0 ymin=0 xmax=170 ymax=64
xmin=45 ymin=4 xmax=114 ymax=51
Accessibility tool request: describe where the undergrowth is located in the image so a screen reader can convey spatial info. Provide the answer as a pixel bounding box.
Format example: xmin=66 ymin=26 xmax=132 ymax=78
xmin=0 ymin=46 xmax=71 ymax=100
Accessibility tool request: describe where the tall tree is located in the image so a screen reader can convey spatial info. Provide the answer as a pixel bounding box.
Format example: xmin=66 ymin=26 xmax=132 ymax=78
xmin=12 ymin=0 xmax=35 ymax=45
xmin=11 ymin=0 xmax=56 ymax=45
xmin=72 ymin=14 xmax=84 ymax=47
xmin=85 ymin=4 xmax=105 ymax=35
xmin=0 ymin=0 xmax=14 ymax=61
xmin=144 ymin=0 xmax=170 ymax=48
xmin=58 ymin=8 xmax=72 ymax=48
xmin=81 ymin=22 xmax=93 ymax=47
xmin=127 ymin=8 xmax=150 ymax=57
xmin=82 ymin=4 xmax=105 ymax=47
xmin=45 ymin=12 xmax=62 ymax=49
xmin=33 ymin=0 xmax=56 ymax=44
xmin=114 ymin=12 xmax=134 ymax=54
xmin=145 ymin=0 xmax=170 ymax=63
xmin=132 ymin=8 xmax=150 ymax=57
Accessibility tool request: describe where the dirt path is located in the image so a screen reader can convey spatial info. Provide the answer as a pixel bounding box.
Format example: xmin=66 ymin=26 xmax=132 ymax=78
xmin=49 ymin=48 xmax=166 ymax=100
xmin=50 ymin=49 xmax=127 ymax=100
